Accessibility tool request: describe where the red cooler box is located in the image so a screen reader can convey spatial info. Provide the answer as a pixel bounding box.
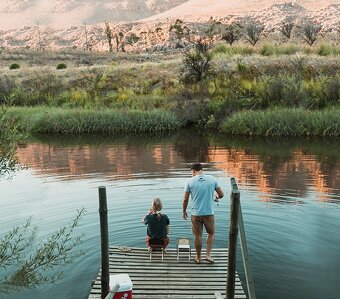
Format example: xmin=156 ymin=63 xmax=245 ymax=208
xmin=109 ymin=274 xmax=133 ymax=299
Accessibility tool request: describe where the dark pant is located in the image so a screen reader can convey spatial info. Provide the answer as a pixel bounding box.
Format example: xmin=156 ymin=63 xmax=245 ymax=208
xmin=146 ymin=236 xmax=169 ymax=249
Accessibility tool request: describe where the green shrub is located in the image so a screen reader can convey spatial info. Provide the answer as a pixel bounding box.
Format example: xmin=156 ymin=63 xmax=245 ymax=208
xmin=305 ymin=77 xmax=340 ymax=108
xmin=260 ymin=44 xmax=276 ymax=56
xmin=278 ymin=44 xmax=300 ymax=55
xmin=281 ymin=75 xmax=309 ymax=107
xmin=9 ymin=63 xmax=20 ymax=70
xmin=317 ymin=44 xmax=340 ymax=56
xmin=211 ymin=44 xmax=230 ymax=55
xmin=56 ymin=63 xmax=67 ymax=70
xmin=211 ymin=44 xmax=255 ymax=56
xmin=56 ymin=89 xmax=92 ymax=108
xmin=253 ymin=76 xmax=284 ymax=107
xmin=0 ymin=76 xmax=16 ymax=104
xmin=181 ymin=40 xmax=212 ymax=84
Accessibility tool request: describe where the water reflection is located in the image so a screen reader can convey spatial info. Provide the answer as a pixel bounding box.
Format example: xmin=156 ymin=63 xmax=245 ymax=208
xmin=16 ymin=131 xmax=340 ymax=204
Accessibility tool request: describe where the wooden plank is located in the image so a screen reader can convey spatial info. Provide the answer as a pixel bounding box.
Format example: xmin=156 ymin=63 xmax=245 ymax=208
xmin=90 ymin=295 xmax=246 ymax=299
xmin=238 ymin=206 xmax=256 ymax=299
xmin=94 ymin=275 xmax=241 ymax=285
xmin=88 ymin=246 xmax=246 ymax=299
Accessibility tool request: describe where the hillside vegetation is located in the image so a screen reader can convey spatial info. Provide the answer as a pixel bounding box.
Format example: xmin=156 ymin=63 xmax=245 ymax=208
xmin=1 ymin=37 xmax=340 ymax=136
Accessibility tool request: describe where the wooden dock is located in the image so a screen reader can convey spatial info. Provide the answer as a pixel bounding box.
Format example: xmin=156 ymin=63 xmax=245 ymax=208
xmin=89 ymin=246 xmax=246 ymax=299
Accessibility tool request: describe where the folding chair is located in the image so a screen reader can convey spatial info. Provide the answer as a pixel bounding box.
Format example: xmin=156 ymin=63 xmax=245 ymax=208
xmin=148 ymin=238 xmax=165 ymax=261
xmin=176 ymin=237 xmax=191 ymax=261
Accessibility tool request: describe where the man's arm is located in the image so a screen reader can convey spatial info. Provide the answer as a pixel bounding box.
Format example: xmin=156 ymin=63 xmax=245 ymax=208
xmin=182 ymin=191 xmax=190 ymax=220
xmin=166 ymin=225 xmax=169 ymax=235
xmin=215 ymin=187 xmax=224 ymax=200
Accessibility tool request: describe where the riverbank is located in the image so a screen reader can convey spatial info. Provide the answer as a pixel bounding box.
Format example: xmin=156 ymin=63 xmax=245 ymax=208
xmin=5 ymin=106 xmax=340 ymax=137
xmin=1 ymin=44 xmax=340 ymax=137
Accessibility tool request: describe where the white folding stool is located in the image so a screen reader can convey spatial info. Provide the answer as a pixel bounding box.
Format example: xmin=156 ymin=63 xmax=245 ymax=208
xmin=176 ymin=237 xmax=191 ymax=261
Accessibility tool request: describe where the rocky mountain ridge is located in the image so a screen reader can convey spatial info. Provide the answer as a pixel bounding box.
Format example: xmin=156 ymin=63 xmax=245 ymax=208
xmin=0 ymin=1 xmax=339 ymax=52
xmin=0 ymin=0 xmax=187 ymax=29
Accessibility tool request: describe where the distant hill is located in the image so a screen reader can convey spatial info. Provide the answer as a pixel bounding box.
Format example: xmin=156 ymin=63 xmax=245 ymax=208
xmin=0 ymin=0 xmax=187 ymax=29
xmin=0 ymin=1 xmax=339 ymax=52
xmin=144 ymin=0 xmax=340 ymax=21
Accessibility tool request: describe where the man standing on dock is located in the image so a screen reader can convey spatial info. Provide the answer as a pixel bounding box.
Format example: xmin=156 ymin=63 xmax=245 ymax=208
xmin=182 ymin=162 xmax=224 ymax=264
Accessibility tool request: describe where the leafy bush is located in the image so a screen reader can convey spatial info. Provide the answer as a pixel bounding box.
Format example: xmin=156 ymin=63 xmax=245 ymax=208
xmin=253 ymin=76 xmax=284 ymax=107
xmin=0 ymin=76 xmax=16 ymax=104
xmin=0 ymin=210 xmax=85 ymax=292
xmin=181 ymin=40 xmax=212 ymax=84
xmin=306 ymin=77 xmax=340 ymax=108
xmin=260 ymin=44 xmax=276 ymax=56
xmin=56 ymin=63 xmax=67 ymax=70
xmin=9 ymin=63 xmax=20 ymax=70
xmin=281 ymin=75 xmax=309 ymax=107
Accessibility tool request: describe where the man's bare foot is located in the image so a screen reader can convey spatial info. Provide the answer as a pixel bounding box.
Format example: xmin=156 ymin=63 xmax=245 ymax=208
xmin=194 ymin=256 xmax=201 ymax=264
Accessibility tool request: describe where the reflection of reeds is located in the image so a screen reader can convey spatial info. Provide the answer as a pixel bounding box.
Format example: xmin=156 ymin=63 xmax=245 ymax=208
xmin=221 ymin=108 xmax=340 ymax=137
xmin=6 ymin=107 xmax=180 ymax=134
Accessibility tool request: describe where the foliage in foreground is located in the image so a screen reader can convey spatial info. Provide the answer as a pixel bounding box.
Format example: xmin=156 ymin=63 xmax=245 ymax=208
xmin=0 ymin=105 xmax=23 ymax=178
xmin=0 ymin=209 xmax=86 ymax=293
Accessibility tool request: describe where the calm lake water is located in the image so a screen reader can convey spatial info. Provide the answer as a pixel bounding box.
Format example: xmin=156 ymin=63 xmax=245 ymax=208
xmin=1 ymin=130 xmax=340 ymax=299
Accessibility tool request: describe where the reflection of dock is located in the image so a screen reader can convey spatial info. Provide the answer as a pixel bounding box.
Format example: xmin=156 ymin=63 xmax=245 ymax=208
xmin=88 ymin=246 xmax=246 ymax=299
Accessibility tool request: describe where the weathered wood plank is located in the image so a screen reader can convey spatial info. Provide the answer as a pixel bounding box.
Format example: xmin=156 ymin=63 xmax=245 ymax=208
xmin=90 ymin=295 xmax=246 ymax=299
xmin=88 ymin=246 xmax=246 ymax=299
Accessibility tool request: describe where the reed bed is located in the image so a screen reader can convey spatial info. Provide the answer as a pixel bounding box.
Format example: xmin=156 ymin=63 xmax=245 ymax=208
xmin=6 ymin=107 xmax=180 ymax=134
xmin=221 ymin=108 xmax=340 ymax=137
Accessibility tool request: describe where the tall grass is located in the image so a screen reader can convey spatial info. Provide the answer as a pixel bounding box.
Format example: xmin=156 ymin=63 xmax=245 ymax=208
xmin=221 ymin=108 xmax=340 ymax=137
xmin=317 ymin=44 xmax=340 ymax=56
xmin=211 ymin=44 xmax=255 ymax=56
xmin=6 ymin=107 xmax=180 ymax=134
xmin=212 ymin=43 xmax=340 ymax=57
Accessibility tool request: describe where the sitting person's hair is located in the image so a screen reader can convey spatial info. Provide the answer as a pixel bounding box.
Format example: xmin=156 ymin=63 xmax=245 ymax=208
xmin=152 ymin=198 xmax=163 ymax=219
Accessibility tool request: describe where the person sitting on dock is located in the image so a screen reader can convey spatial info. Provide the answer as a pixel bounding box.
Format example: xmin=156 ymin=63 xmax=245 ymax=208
xmin=142 ymin=198 xmax=170 ymax=253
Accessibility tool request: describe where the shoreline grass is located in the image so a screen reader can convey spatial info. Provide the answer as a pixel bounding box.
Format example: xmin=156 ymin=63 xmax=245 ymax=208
xmin=6 ymin=107 xmax=180 ymax=134
xmin=221 ymin=108 xmax=340 ymax=137
xmin=7 ymin=106 xmax=340 ymax=137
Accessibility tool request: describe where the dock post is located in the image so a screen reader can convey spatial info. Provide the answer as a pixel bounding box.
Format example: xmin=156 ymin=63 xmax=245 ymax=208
xmin=226 ymin=179 xmax=240 ymax=299
xmin=99 ymin=186 xmax=110 ymax=299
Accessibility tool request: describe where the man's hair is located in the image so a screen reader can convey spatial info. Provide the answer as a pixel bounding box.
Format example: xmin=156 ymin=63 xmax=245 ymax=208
xmin=190 ymin=163 xmax=202 ymax=171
